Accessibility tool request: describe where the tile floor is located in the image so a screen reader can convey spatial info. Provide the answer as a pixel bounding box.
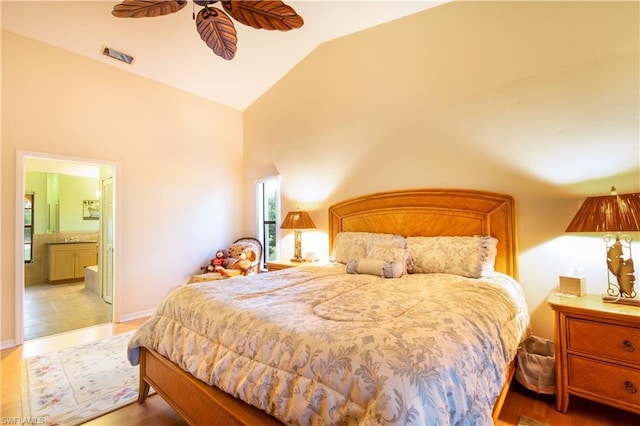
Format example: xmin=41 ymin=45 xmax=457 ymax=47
xmin=24 ymin=282 xmax=112 ymax=340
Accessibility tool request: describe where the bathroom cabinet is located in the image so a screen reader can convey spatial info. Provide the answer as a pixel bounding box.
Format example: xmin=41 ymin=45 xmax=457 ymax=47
xmin=48 ymin=242 xmax=98 ymax=283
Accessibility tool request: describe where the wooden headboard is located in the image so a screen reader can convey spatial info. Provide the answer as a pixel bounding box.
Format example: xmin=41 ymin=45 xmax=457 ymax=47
xmin=328 ymin=189 xmax=518 ymax=278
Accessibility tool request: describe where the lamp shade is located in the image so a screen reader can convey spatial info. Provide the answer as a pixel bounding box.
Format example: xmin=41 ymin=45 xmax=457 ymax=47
xmin=565 ymin=187 xmax=640 ymax=233
xmin=280 ymin=209 xmax=316 ymax=230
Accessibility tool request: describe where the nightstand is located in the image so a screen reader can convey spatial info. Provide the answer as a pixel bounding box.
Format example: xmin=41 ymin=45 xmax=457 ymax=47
xmin=266 ymin=259 xmax=304 ymax=272
xmin=547 ymin=293 xmax=640 ymax=415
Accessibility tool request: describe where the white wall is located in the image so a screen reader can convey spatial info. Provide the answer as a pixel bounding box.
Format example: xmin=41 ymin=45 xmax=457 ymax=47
xmin=243 ymin=1 xmax=640 ymax=340
xmin=1 ymin=31 xmax=244 ymax=345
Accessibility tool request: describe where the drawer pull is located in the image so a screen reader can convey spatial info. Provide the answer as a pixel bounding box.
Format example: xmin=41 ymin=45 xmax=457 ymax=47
xmin=625 ymin=381 xmax=637 ymax=394
xmin=623 ymin=340 xmax=635 ymax=352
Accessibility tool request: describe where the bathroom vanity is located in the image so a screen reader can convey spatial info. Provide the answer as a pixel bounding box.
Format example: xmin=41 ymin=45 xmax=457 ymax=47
xmin=48 ymin=241 xmax=98 ymax=283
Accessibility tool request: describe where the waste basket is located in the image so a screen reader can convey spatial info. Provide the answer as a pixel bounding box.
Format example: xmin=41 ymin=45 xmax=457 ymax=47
xmin=515 ymin=335 xmax=556 ymax=395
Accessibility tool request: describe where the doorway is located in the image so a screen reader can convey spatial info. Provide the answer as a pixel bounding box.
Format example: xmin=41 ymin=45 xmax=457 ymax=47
xmin=15 ymin=151 xmax=120 ymax=343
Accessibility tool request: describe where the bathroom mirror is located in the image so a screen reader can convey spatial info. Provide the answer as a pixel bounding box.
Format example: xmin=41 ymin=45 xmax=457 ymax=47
xmin=25 ymin=171 xmax=100 ymax=233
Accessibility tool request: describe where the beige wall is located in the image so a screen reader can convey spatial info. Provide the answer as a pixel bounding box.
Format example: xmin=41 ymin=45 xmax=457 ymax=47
xmin=244 ymin=1 xmax=640 ymax=339
xmin=1 ymin=31 xmax=244 ymax=346
xmin=2 ymin=2 xmax=639 ymax=346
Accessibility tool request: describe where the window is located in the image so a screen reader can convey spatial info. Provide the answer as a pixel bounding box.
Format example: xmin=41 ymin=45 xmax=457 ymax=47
xmin=24 ymin=193 xmax=34 ymax=263
xmin=256 ymin=177 xmax=280 ymax=268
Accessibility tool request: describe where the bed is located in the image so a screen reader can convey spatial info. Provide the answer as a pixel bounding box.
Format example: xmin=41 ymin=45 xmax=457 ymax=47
xmin=128 ymin=188 xmax=530 ymax=425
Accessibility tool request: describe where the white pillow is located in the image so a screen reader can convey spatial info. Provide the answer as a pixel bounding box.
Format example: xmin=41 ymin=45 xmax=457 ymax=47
xmin=330 ymin=232 xmax=405 ymax=264
xmin=406 ymin=236 xmax=498 ymax=278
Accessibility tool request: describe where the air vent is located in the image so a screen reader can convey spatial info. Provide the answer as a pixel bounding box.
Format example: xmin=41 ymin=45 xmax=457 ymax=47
xmin=102 ymin=46 xmax=134 ymax=65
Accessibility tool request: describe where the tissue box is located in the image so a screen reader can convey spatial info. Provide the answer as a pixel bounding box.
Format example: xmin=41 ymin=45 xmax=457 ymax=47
xmin=559 ymin=276 xmax=586 ymax=296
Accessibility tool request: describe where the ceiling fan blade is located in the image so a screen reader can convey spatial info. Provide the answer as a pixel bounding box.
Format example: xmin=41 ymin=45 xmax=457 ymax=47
xmin=221 ymin=1 xmax=303 ymax=31
xmin=196 ymin=7 xmax=238 ymax=61
xmin=112 ymin=0 xmax=187 ymax=18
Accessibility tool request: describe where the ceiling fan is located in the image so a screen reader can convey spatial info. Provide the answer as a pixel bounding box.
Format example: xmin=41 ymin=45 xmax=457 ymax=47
xmin=112 ymin=0 xmax=304 ymax=60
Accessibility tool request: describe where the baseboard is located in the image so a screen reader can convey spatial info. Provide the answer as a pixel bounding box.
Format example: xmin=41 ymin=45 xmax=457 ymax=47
xmin=1 ymin=339 xmax=18 ymax=350
xmin=119 ymin=308 xmax=155 ymax=323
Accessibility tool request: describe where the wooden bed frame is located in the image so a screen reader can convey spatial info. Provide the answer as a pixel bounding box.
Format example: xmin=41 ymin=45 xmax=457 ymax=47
xmin=137 ymin=188 xmax=519 ymax=425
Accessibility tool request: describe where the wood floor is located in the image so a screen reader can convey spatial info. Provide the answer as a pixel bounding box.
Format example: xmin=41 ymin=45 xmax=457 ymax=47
xmin=2 ymin=320 xmax=639 ymax=425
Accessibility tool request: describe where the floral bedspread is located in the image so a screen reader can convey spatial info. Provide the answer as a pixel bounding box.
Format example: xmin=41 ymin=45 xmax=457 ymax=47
xmin=128 ymin=263 xmax=529 ymax=425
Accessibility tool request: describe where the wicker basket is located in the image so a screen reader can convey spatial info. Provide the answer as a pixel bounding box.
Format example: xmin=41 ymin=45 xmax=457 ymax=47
xmin=515 ymin=335 xmax=556 ymax=395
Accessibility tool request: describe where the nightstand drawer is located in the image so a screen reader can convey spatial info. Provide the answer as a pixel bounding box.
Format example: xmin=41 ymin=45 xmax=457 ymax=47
xmin=567 ymin=318 xmax=640 ymax=366
xmin=569 ymin=355 xmax=640 ymax=409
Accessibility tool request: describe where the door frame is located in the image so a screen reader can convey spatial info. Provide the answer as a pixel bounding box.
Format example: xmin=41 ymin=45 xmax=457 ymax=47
xmin=100 ymin=176 xmax=114 ymax=304
xmin=15 ymin=150 xmax=122 ymax=344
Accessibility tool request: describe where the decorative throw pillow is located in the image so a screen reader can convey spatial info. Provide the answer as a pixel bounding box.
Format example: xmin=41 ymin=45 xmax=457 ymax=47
xmin=330 ymin=232 xmax=405 ymax=264
xmin=406 ymin=236 xmax=497 ymax=278
xmin=367 ymin=235 xmax=406 ymax=250
xmin=367 ymin=244 xmax=408 ymax=263
xmin=346 ymin=257 xmax=404 ymax=279
xmin=367 ymin=243 xmax=410 ymax=275
xmin=346 ymin=257 xmax=384 ymax=276
xmin=382 ymin=260 xmax=404 ymax=279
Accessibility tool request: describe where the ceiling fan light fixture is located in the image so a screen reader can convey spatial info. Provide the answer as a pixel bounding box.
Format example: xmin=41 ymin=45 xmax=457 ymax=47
xmin=102 ymin=46 xmax=135 ymax=64
xmin=111 ymin=0 xmax=303 ymax=60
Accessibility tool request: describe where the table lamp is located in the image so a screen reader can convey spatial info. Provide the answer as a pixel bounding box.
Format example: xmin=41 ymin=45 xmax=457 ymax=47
xmin=565 ymin=186 xmax=640 ymax=305
xmin=280 ymin=208 xmax=316 ymax=262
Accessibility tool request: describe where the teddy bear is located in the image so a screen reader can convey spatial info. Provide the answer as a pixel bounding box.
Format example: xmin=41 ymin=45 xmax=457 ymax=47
xmin=219 ymin=249 xmax=257 ymax=277
xmin=205 ymin=249 xmax=227 ymax=273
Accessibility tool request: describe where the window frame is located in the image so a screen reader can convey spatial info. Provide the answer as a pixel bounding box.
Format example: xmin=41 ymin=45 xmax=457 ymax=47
xmin=255 ymin=176 xmax=281 ymax=269
xmin=24 ymin=192 xmax=34 ymax=264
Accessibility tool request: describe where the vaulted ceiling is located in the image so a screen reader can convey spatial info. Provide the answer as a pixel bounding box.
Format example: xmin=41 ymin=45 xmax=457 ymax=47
xmin=2 ymin=1 xmax=447 ymax=110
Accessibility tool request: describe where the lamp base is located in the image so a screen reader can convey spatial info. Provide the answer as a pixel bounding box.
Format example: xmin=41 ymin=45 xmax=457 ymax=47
xmin=290 ymin=257 xmax=306 ymax=263
xmin=602 ymin=295 xmax=640 ymax=306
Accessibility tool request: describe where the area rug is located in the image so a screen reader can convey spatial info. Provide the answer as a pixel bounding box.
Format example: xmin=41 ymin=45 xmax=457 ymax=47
xmin=20 ymin=331 xmax=150 ymax=426
xmin=517 ymin=415 xmax=550 ymax=426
